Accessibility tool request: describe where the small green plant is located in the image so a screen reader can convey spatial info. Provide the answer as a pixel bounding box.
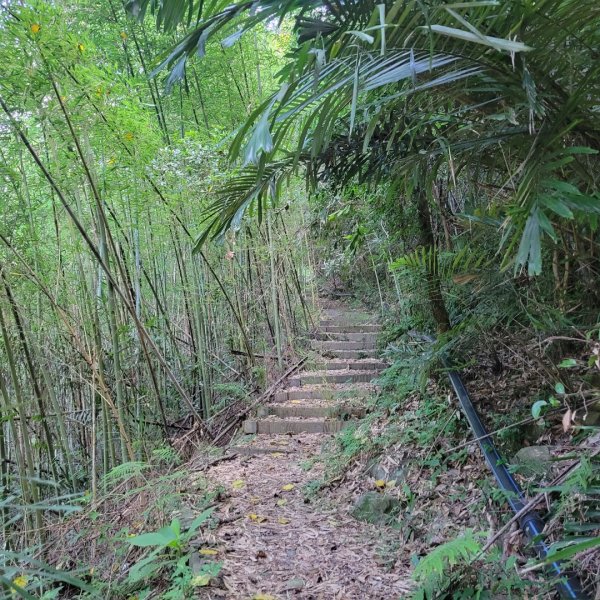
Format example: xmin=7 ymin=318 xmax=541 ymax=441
xmin=411 ymin=531 xmax=481 ymax=599
xmin=122 ymin=508 xmax=220 ymax=596
xmin=0 ymin=550 xmax=96 ymax=599
xmin=151 ymin=445 xmax=181 ymax=466
xmin=102 ymin=461 xmax=150 ymax=486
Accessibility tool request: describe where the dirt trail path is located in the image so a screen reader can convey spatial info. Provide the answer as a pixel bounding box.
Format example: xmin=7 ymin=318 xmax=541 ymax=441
xmin=192 ymin=305 xmax=410 ymax=599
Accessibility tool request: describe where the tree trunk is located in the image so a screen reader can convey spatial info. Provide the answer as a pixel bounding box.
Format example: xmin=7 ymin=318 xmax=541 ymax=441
xmin=416 ymin=189 xmax=451 ymax=333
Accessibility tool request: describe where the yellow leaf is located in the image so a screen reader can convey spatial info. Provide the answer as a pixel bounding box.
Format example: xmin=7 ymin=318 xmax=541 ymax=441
xmin=191 ymin=574 xmax=212 ymax=587
xmin=248 ymin=513 xmax=267 ymax=523
xmin=232 ymin=479 xmax=245 ymax=489
xmin=374 ymin=479 xmax=386 ymax=488
xmin=12 ymin=575 xmax=27 ymax=589
xmin=77 ymin=43 xmax=85 ymax=52
xmin=30 ymin=23 xmax=41 ymax=34
xmin=120 ymin=31 xmax=128 ymax=40
xmin=281 ymin=484 xmax=295 ymax=492
xmin=271 ymin=452 xmax=283 ymax=457
xmin=124 ymin=132 xmax=134 ymax=141
xmin=277 ymin=517 xmax=290 ymax=525
xmin=276 ymin=499 xmax=287 ymax=507
xmin=252 ymin=595 xmax=277 ymax=600
xmin=199 ymin=548 xmax=218 ymax=556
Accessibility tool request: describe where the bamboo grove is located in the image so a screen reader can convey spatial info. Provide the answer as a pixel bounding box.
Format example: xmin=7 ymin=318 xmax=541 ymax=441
xmin=0 ymin=1 xmax=314 ymax=546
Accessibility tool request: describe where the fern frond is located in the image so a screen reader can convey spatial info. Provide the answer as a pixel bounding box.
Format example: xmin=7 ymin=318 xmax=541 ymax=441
xmin=102 ymin=461 xmax=149 ymax=485
xmin=390 ymin=244 xmax=488 ymax=280
xmin=412 ymin=531 xmax=481 ymax=599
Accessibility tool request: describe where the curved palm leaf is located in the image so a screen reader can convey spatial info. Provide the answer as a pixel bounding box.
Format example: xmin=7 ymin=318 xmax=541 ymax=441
xmin=141 ymin=0 xmax=600 ymax=275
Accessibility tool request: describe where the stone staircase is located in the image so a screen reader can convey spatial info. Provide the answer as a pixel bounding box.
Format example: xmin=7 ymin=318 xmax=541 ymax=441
xmin=243 ymin=307 xmax=385 ymax=435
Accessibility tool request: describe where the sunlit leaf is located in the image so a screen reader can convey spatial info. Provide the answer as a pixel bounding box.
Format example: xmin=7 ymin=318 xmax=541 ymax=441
xmin=191 ymin=574 xmax=212 ymax=587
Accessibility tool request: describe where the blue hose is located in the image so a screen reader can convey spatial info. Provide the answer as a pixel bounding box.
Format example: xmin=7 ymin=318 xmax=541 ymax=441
xmin=415 ymin=333 xmax=588 ymax=599
xmin=446 ymin=370 xmax=586 ymax=599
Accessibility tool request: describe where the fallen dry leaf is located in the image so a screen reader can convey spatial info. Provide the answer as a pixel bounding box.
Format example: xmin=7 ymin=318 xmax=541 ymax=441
xmin=248 ymin=513 xmax=267 ymax=523
xmin=562 ymin=408 xmax=573 ymax=432
xmin=199 ymin=548 xmax=218 ymax=556
xmin=232 ymin=479 xmax=245 ymax=489
xmin=281 ymin=483 xmax=295 ymax=492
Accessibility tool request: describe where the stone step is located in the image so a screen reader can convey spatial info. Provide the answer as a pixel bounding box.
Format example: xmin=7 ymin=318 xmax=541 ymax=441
xmin=288 ymin=372 xmax=379 ymax=386
xmin=319 ymin=324 xmax=382 ymax=333
xmin=321 ymin=308 xmax=373 ymax=317
xmin=318 ymin=348 xmax=380 ymax=359
xmin=226 ymin=445 xmax=297 ymax=456
xmin=320 ymin=313 xmax=376 ymax=322
xmin=243 ymin=418 xmax=348 ymax=435
xmin=320 ymin=319 xmax=378 ymax=329
xmin=307 ymin=360 xmax=387 ymax=371
xmin=257 ymin=404 xmax=365 ymax=419
xmin=274 ymin=386 xmax=373 ymax=402
xmin=311 ymin=340 xmax=377 ymax=351
xmin=313 ymin=332 xmax=379 ymax=342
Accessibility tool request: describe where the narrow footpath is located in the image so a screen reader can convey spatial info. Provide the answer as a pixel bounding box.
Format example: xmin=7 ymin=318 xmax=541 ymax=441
xmin=192 ymin=305 xmax=410 ymax=599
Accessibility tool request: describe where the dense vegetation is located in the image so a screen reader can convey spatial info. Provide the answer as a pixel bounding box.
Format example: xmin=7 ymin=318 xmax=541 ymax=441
xmin=1 ymin=0 xmax=311 ymax=552
xmin=1 ymin=0 xmax=599 ymax=598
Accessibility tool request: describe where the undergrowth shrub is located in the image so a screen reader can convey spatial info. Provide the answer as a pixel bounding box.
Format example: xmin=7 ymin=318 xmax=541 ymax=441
xmin=411 ymin=539 xmax=538 ymax=599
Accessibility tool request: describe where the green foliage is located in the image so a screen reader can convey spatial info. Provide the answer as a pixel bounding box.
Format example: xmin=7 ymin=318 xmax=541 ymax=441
xmin=102 ymin=462 xmax=150 ymax=485
xmin=411 ymin=531 xmax=481 ymax=599
xmin=122 ymin=508 xmax=220 ymax=595
xmin=140 ymin=0 xmax=600 ymax=286
xmin=540 ymin=537 xmax=600 ymax=565
xmin=0 ymin=548 xmax=96 ymax=599
xmin=151 ymin=445 xmax=181 ymax=466
xmin=2 ymin=0 xmax=600 ymax=596
xmin=213 ymin=382 xmax=249 ymax=401
xmin=527 ymin=449 xmax=600 ymax=576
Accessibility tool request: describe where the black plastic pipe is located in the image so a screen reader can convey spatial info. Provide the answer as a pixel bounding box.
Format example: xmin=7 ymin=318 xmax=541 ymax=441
xmin=415 ymin=333 xmax=588 ymax=599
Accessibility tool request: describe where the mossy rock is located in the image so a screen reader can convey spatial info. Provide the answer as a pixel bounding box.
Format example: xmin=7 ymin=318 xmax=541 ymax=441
xmin=351 ymin=491 xmax=401 ymax=525
xmin=366 ymin=461 xmax=406 ymax=484
xmin=512 ymin=446 xmax=554 ymax=478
